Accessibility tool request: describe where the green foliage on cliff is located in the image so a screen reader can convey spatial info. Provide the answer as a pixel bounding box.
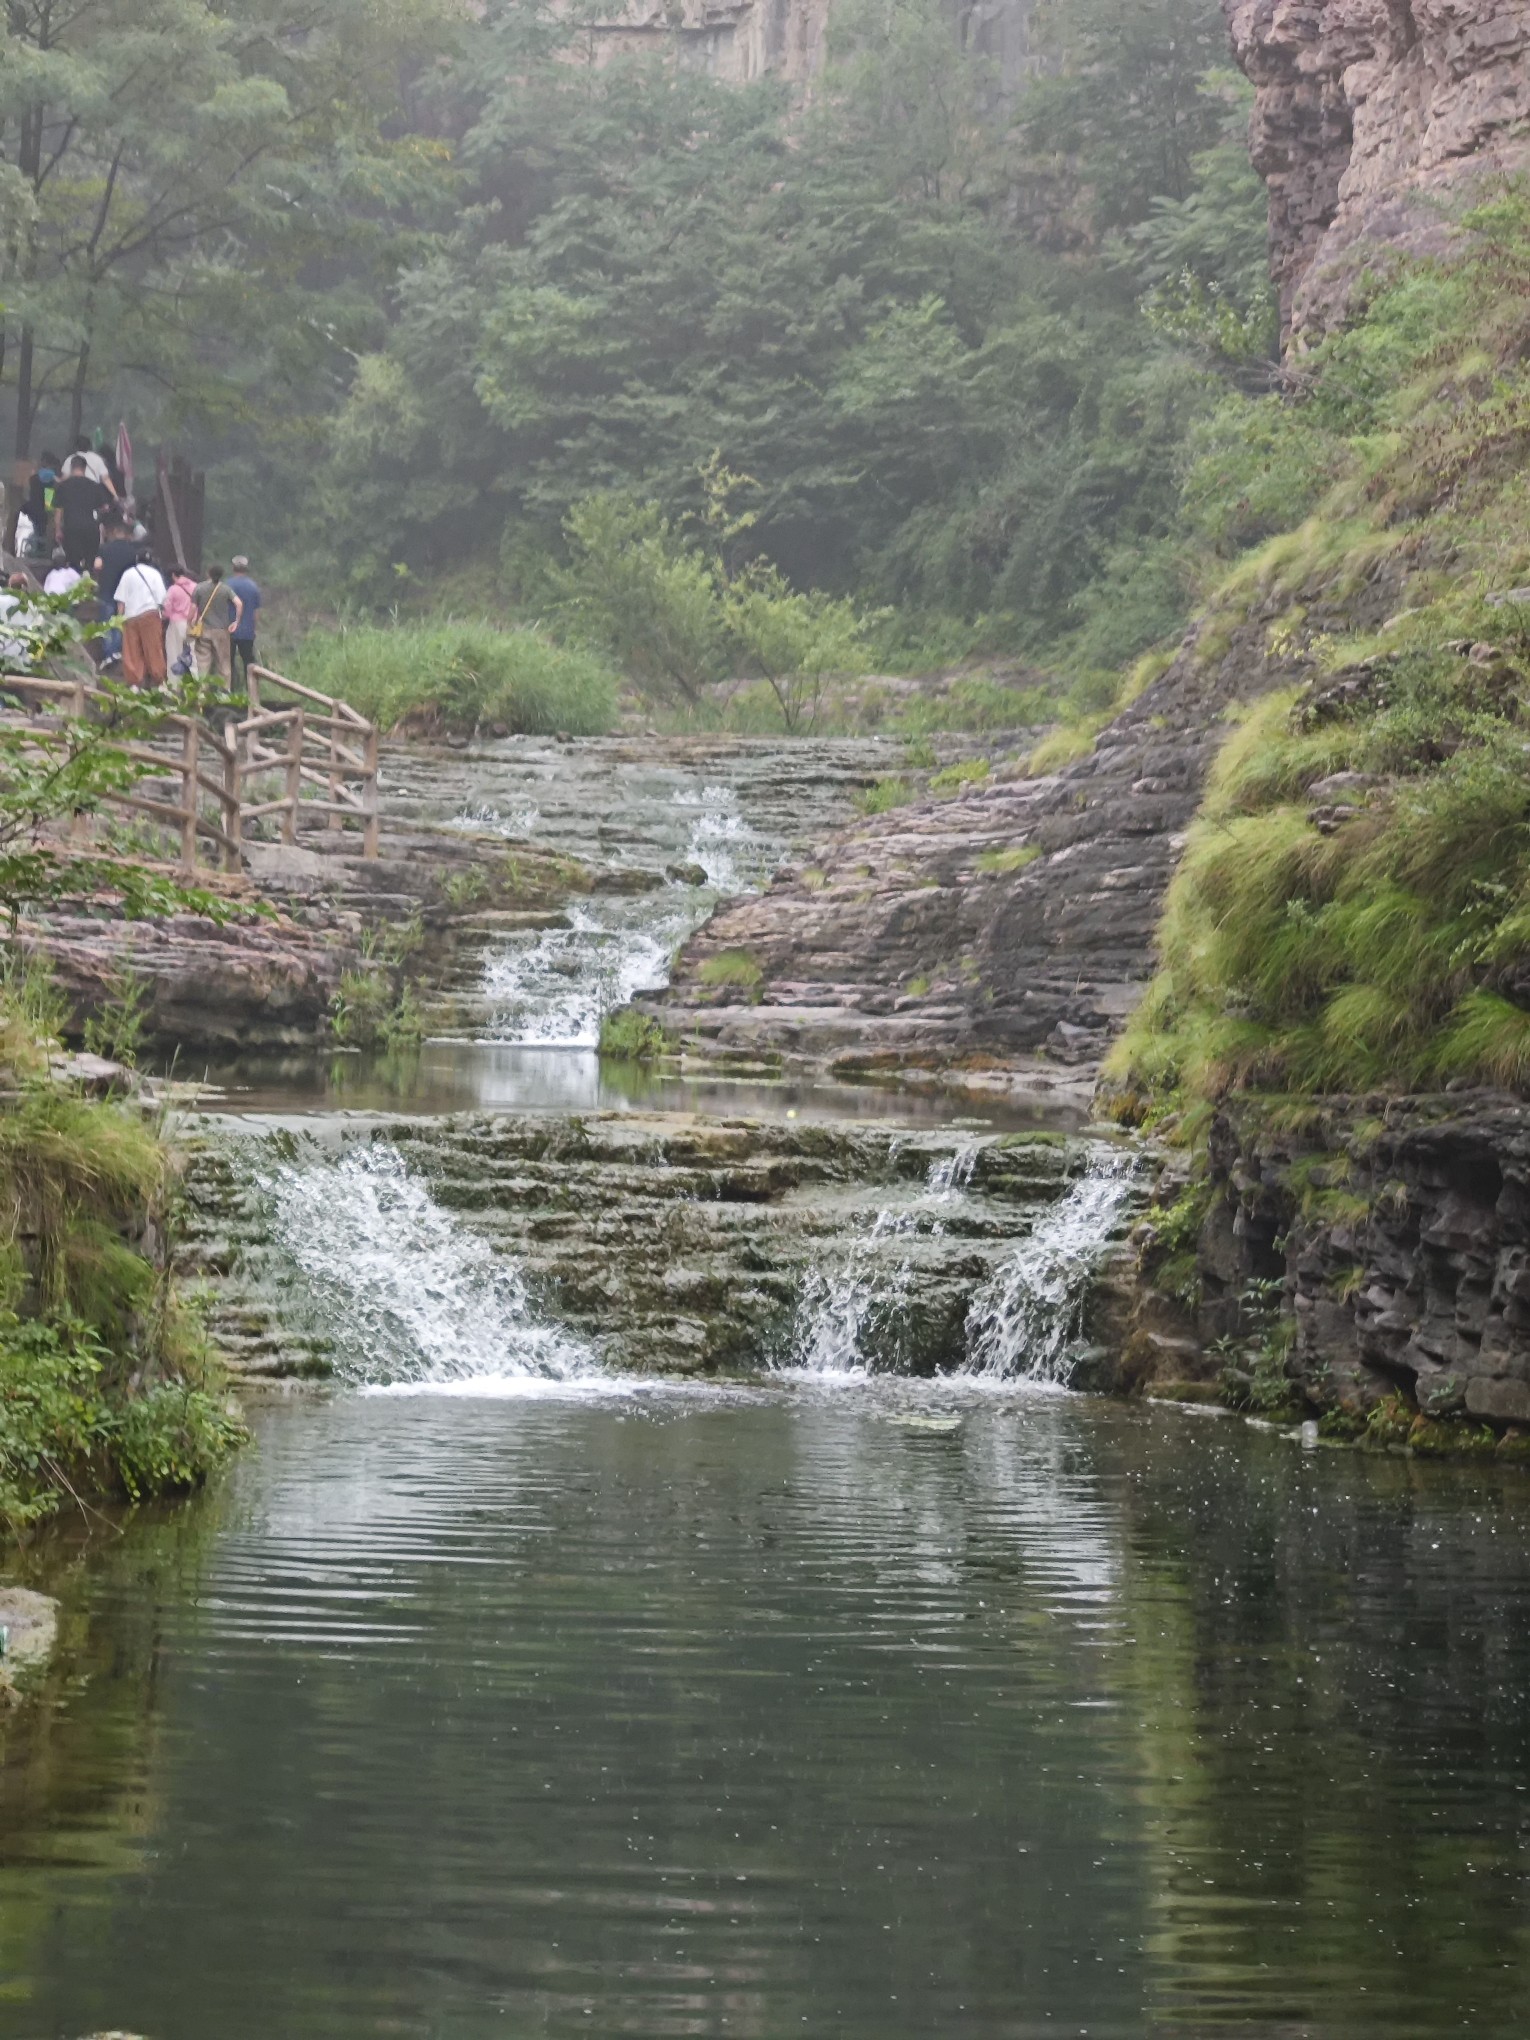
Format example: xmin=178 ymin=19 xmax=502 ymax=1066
xmin=1111 ymin=192 xmax=1530 ymax=1113
xmin=0 ymin=974 xmax=241 ymax=1533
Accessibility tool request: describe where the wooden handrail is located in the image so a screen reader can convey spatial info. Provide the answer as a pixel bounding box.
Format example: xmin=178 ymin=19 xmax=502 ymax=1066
xmin=248 ymin=662 xmax=368 ymax=726
xmin=0 ymin=656 xmax=381 ymax=872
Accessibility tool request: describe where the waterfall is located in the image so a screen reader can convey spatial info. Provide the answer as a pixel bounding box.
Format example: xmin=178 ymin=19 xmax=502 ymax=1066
xmin=479 ymin=897 xmax=700 ymax=1047
xmin=676 ymin=782 xmax=762 ymax=892
xmin=263 ymin=1142 xmax=594 ymax=1389
xmin=961 ymin=1147 xmax=1137 ymax=1385
xmin=786 ymin=1142 xmax=981 ymax=1377
xmin=475 ymin=787 xmax=763 ymax=1046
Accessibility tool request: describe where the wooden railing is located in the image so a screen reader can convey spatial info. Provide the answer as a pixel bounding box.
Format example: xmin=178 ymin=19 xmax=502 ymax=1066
xmin=239 ymin=665 xmax=379 ymax=859
xmin=0 ymin=664 xmax=379 ymax=875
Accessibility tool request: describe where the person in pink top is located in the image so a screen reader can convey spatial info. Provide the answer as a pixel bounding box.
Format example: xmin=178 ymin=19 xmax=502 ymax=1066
xmin=163 ymin=569 xmax=199 ymax=675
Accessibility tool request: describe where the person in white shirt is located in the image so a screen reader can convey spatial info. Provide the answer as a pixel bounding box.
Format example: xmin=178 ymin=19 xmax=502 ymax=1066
xmin=0 ymin=571 xmax=37 ymax=667
xmin=43 ymin=549 xmax=82 ymax=598
xmin=115 ymin=551 xmax=168 ymax=686
xmin=68 ymin=437 xmax=118 ymax=494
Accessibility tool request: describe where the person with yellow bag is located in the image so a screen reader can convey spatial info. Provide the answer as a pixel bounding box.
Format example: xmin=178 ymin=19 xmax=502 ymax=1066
xmin=189 ymin=565 xmax=244 ymax=686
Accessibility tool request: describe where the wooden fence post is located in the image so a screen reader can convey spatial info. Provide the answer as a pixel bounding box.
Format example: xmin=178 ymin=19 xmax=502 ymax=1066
xmin=221 ymin=729 xmax=242 ymax=872
xmin=283 ymin=707 xmax=304 ymax=844
xmin=180 ymin=717 xmax=200 ymax=873
xmin=363 ymin=724 xmax=379 ymax=858
xmin=328 ymin=719 xmax=341 ymax=834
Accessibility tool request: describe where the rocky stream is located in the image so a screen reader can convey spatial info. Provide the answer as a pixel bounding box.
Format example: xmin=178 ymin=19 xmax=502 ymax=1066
xmin=10 ymin=733 xmax=1530 ymax=2039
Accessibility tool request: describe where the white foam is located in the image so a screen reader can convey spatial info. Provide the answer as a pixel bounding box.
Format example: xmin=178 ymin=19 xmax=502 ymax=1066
xmin=264 ymin=1143 xmax=594 ymax=1387
xmin=962 ymin=1148 xmax=1137 ymax=1383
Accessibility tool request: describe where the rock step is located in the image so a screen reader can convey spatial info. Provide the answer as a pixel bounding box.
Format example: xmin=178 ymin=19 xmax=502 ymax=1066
xmin=179 ymin=1115 xmax=1120 ymax=1380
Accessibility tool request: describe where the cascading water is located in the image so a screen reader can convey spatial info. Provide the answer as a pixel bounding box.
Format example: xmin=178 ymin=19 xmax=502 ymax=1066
xmin=262 ymin=1142 xmax=595 ymax=1390
xmin=677 ymin=783 xmax=762 ymax=892
xmin=477 ymin=782 xmax=764 ymax=1046
xmin=451 ymin=798 xmax=541 ymax=837
xmin=787 ymin=1143 xmax=981 ymax=1377
xmin=479 ymin=897 xmax=700 ymax=1047
xmin=962 ymin=1147 xmax=1137 ymax=1384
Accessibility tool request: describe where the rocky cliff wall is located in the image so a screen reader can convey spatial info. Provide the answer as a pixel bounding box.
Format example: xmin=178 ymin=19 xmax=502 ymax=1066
xmin=1223 ymin=0 xmax=1530 ymax=339
xmin=567 ymin=0 xmax=1040 ymax=88
xmin=1121 ymin=1096 xmax=1530 ymax=1446
xmin=570 ymin=0 xmax=829 ymax=84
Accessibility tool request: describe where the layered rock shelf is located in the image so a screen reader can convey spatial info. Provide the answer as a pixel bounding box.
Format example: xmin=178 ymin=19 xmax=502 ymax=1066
xmin=177 ymin=1114 xmax=1115 ymax=1381
xmin=1129 ymin=1095 xmax=1530 ymax=1432
xmin=640 ymin=618 xmax=1301 ymax=1092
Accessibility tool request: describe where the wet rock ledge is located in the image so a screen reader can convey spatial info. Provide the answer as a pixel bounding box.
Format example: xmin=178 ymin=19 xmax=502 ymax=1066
xmin=176 ymin=1115 xmax=1127 ymax=1382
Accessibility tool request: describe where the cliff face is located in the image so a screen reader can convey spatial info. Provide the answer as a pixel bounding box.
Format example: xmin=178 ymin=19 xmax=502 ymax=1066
xmin=570 ymin=0 xmax=830 ymax=84
xmin=568 ymin=0 xmax=1039 ymax=89
xmin=1223 ymin=0 xmax=1530 ymax=339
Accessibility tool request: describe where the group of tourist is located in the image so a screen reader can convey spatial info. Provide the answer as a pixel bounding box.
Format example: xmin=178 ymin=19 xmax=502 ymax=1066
xmin=6 ymin=436 xmax=261 ymax=691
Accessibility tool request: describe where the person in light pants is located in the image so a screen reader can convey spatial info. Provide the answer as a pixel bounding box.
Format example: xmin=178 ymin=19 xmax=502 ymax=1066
xmin=163 ymin=570 xmax=198 ymax=674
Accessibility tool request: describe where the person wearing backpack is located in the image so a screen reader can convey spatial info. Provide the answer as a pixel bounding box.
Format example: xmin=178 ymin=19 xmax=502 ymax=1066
xmin=116 ymin=550 xmax=168 ymax=687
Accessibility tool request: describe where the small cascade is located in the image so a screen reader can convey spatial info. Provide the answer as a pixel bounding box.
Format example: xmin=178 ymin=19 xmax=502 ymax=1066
xmin=787 ymin=1142 xmax=982 ymax=1376
xmin=474 ymin=785 xmax=764 ymax=1046
xmin=451 ymin=798 xmax=540 ymax=837
xmin=677 ymin=783 xmax=762 ymax=892
xmin=478 ymin=894 xmax=700 ymax=1046
xmin=962 ymin=1147 xmax=1137 ymax=1385
xmin=263 ymin=1143 xmax=594 ymax=1388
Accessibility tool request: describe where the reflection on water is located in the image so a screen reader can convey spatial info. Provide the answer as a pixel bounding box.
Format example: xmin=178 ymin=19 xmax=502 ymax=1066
xmin=6 ymin=1395 xmax=1530 ymax=2037
xmin=176 ymin=1040 xmax=1078 ymax=1129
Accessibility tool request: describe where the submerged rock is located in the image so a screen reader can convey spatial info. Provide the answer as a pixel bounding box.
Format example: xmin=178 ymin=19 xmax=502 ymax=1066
xmin=0 ymin=1588 xmax=59 ymax=1706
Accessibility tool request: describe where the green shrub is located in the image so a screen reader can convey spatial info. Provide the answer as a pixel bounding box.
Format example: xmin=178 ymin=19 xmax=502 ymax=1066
xmin=109 ymin=1380 xmax=245 ymax=1503
xmin=330 ymin=970 xmax=426 ymax=1051
xmin=697 ymin=949 xmax=764 ymax=991
xmin=289 ymin=622 xmax=618 ymax=736
xmin=0 ymin=1000 xmax=244 ymax=1535
xmin=0 ymin=1317 xmax=241 ymax=1530
xmin=855 ymin=775 xmax=913 ymax=815
xmin=597 ymin=1008 xmax=675 ymax=1061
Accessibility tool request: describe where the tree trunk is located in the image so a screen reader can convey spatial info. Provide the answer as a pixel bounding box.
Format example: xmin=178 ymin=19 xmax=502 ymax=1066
xmin=13 ymin=328 xmax=35 ymax=461
xmin=68 ymin=336 xmax=92 ymax=445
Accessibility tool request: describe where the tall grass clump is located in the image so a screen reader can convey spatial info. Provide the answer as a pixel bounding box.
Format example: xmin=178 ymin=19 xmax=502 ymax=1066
xmin=289 ymin=623 xmax=618 ymax=736
xmin=1112 ymin=190 xmax=1530 ymax=1117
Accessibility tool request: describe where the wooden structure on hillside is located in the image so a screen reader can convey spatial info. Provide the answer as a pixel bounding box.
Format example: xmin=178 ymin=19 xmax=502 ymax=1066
xmin=0 ymin=665 xmax=379 ymax=876
xmin=151 ymin=451 xmax=205 ymax=575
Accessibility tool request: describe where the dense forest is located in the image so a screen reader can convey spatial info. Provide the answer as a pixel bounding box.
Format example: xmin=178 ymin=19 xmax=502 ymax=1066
xmin=2 ymin=0 xmax=1274 ymax=695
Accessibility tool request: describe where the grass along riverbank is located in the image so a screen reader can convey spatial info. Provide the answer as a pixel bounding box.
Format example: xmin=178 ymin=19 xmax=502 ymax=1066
xmin=0 ymin=967 xmax=241 ymax=1536
xmin=289 ymin=623 xmax=619 ymax=738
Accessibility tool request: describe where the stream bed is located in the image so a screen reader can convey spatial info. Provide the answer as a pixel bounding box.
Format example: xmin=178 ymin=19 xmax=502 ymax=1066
xmin=6 ymin=1390 xmax=1530 ymax=2036
xmin=9 ymin=735 xmax=1530 ymax=2036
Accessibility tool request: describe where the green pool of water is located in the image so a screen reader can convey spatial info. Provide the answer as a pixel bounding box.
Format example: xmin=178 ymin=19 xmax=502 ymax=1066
xmin=3 ymin=1387 xmax=1529 ymax=2037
